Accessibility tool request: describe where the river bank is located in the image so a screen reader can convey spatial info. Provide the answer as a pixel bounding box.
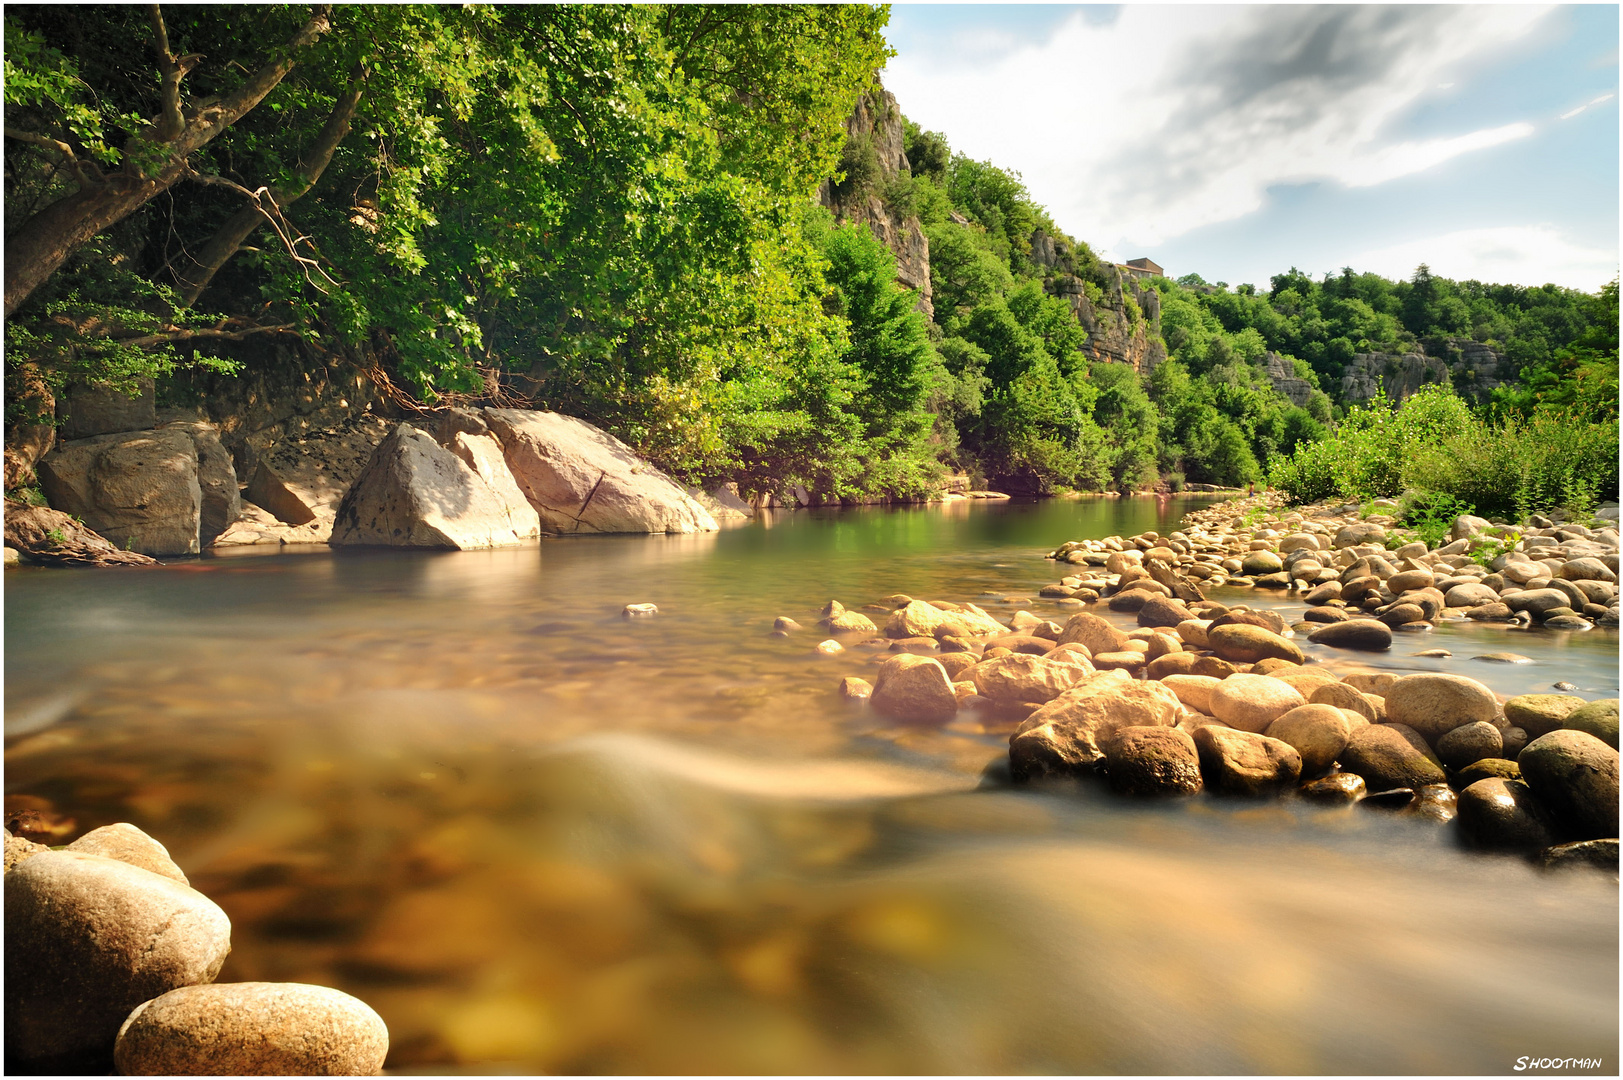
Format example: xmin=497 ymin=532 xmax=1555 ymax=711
xmin=5 ymin=495 xmax=1617 ymax=1072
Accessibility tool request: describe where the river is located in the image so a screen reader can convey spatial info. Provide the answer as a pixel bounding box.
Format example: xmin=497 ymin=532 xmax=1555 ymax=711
xmin=5 ymin=495 xmax=1618 ymax=1074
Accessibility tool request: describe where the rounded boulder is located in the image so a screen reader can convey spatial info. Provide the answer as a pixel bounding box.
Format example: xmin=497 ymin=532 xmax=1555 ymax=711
xmin=5 ymin=851 xmax=232 ymax=1069
xmin=1207 ymin=623 xmax=1305 ymax=665
xmin=1504 ymin=693 xmax=1587 ymax=739
xmin=1193 ymin=725 xmax=1302 ymax=797
xmin=869 ymin=654 xmax=957 ymax=723
xmin=1208 ymin=674 xmax=1306 ymax=734
xmin=114 ymin=982 xmax=389 ymax=1076
xmin=1456 ymin=778 xmax=1558 ymax=851
xmin=1104 ymin=727 xmax=1204 ymax=797
xmin=1339 ymin=724 xmax=1446 ymax=790
xmin=1517 ymin=730 xmax=1620 ymax=840
xmin=1435 ymin=720 xmax=1503 ymax=770
xmin=1265 ymin=704 xmax=1352 ymax=775
xmin=1305 ymin=619 xmax=1392 ymax=651
xmin=66 ymin=823 xmax=188 ymax=885
xmin=1564 ymin=698 xmax=1620 ymax=749
xmin=1384 ymin=673 xmax=1498 ymax=742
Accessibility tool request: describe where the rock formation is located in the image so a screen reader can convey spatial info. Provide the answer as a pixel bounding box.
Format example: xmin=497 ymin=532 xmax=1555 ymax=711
xmin=482 ymin=408 xmax=718 ymax=534
xmin=1338 ymin=338 xmax=1513 ymax=407
xmin=818 ymin=86 xmax=933 ymax=317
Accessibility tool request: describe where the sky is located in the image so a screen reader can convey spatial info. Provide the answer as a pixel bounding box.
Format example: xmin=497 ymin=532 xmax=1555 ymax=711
xmin=883 ymin=4 xmax=1620 ymax=292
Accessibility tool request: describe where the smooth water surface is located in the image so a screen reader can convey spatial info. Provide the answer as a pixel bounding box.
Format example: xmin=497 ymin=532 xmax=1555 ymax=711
xmin=6 ymin=496 xmax=1618 ymax=1074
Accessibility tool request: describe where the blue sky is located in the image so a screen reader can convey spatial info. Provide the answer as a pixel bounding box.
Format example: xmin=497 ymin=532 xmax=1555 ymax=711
xmin=883 ymin=5 xmax=1619 ymax=291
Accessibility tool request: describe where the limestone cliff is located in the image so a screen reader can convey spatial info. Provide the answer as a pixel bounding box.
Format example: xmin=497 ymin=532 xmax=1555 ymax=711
xmin=1338 ymin=338 xmax=1512 ymax=407
xmin=818 ymin=88 xmax=933 ymax=317
xmin=1030 ymin=232 xmax=1167 ymax=374
xmin=1263 ymin=353 xmax=1315 ymax=408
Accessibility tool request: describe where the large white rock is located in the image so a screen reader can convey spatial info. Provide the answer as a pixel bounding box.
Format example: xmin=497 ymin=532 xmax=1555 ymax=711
xmin=447 ymin=432 xmax=541 ymax=541
xmin=330 ymin=424 xmax=537 ymax=549
xmin=37 ymin=427 xmax=203 ymax=555
xmin=482 ymin=409 xmax=717 ymax=534
xmin=161 ymin=420 xmax=242 ymax=546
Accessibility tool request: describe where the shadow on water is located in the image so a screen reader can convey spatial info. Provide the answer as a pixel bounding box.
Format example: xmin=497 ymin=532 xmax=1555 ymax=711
xmin=5 ymin=496 xmax=1618 ymax=1073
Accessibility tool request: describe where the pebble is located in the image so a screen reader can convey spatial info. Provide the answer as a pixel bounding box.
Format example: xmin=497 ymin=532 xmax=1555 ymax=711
xmin=1539 ymin=839 xmax=1620 ymax=874
xmin=622 ymin=603 xmax=658 ymax=617
xmin=1474 ymin=652 xmax=1533 ymax=664
xmin=773 ymin=616 xmax=802 ymax=632
xmin=838 ymin=676 xmax=872 ymax=701
xmin=114 ymin=982 xmax=388 ymax=1076
xmin=1410 ymin=649 xmax=1451 ymax=658
xmin=1454 ymin=758 xmax=1522 ymax=786
xmin=1299 ymin=772 xmax=1366 ymax=804
xmin=815 ymin=639 xmax=845 ymax=655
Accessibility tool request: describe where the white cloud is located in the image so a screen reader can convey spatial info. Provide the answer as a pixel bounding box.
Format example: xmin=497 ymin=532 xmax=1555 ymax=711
xmin=885 ymin=6 xmax=1554 ymax=254
xmin=1345 ymin=225 xmax=1618 ymax=291
xmin=1350 ymin=124 xmax=1535 ymax=187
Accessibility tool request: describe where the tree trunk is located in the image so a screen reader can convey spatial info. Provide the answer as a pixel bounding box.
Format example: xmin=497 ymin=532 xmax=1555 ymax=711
xmin=176 ymin=79 xmax=363 ymax=306
xmin=4 ymin=163 xmax=191 ymax=317
xmin=2 ymin=5 xmax=331 ymax=318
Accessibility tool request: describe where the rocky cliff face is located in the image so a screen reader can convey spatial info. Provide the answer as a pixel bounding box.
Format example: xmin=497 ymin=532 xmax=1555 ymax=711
xmin=1263 ymin=353 xmax=1315 ymax=408
xmin=819 ymin=88 xmax=933 ymax=318
xmin=1031 ymin=235 xmax=1166 ymax=374
xmin=1338 ymin=338 xmax=1512 ymax=407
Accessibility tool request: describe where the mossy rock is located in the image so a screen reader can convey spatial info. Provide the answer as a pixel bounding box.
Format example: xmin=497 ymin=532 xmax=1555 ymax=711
xmin=1564 ymin=699 xmax=1619 ymax=749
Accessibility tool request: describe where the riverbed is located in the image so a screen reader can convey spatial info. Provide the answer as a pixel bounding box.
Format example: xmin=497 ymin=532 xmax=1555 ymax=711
xmin=5 ymin=496 xmax=1618 ymax=1073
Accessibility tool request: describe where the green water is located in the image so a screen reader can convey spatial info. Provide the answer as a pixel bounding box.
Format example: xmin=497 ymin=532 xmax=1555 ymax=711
xmin=6 ymin=496 xmax=1617 ymax=1073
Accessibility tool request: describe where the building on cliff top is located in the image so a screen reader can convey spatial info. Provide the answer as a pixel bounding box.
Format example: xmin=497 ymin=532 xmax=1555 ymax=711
xmin=1119 ymin=257 xmax=1164 ymax=280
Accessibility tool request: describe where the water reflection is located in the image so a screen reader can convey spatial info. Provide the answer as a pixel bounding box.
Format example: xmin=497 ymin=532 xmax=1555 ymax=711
xmin=5 ymin=497 xmax=1618 ymax=1072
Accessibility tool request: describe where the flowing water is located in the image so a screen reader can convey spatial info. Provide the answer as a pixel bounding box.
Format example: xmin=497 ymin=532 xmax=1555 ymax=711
xmin=5 ymin=496 xmax=1618 ymax=1074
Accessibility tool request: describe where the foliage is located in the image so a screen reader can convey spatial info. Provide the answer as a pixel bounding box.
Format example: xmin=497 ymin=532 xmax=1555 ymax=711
xmin=1396 ymin=490 xmax=1476 ymax=549
xmin=1272 ymin=384 xmax=1618 ymax=521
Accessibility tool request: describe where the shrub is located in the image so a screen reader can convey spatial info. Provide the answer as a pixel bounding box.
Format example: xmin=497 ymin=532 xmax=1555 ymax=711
xmin=1397 ymin=490 xmax=1476 ymax=548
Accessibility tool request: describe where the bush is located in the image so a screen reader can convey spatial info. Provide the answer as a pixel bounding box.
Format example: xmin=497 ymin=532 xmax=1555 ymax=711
xmin=1271 ymin=383 xmax=1619 ymax=520
xmin=1406 ymin=412 xmax=1618 ymax=521
xmin=1397 ymin=490 xmax=1476 ymax=548
xmin=1268 ymin=386 xmax=1472 ymax=503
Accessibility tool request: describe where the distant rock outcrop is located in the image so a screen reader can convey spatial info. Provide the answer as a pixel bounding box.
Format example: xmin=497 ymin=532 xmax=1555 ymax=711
xmin=482 ymin=409 xmax=718 ymax=534
xmin=1338 ymin=338 xmax=1513 ymax=407
xmin=1263 ymin=353 xmax=1315 ymax=408
xmin=1036 ymin=248 xmax=1167 ymax=374
xmin=819 ymin=86 xmax=933 ymax=318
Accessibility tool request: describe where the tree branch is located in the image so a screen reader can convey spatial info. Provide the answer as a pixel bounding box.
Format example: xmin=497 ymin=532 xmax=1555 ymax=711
xmin=183 ymin=4 xmax=331 ymax=150
xmin=4 ymin=127 xmax=100 ymax=188
xmin=175 ymin=76 xmax=362 ymax=305
xmin=114 ymin=320 xmax=297 ymax=349
xmin=148 ymin=5 xmax=187 ymax=142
